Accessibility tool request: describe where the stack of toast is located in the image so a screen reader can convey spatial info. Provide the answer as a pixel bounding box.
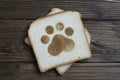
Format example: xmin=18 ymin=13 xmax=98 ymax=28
xmin=25 ymin=8 xmax=92 ymax=75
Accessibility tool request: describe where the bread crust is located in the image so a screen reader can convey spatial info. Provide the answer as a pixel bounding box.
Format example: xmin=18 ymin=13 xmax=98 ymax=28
xmin=25 ymin=8 xmax=92 ymax=74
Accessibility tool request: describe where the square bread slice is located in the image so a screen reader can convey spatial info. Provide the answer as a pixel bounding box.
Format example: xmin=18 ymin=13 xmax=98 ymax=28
xmin=28 ymin=11 xmax=91 ymax=72
xmin=25 ymin=8 xmax=91 ymax=74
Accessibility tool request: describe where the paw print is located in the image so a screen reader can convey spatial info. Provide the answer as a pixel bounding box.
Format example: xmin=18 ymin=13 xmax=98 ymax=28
xmin=41 ymin=22 xmax=75 ymax=56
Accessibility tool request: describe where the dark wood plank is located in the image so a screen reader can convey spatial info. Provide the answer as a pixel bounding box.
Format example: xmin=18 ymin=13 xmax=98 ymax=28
xmin=0 ymin=62 xmax=120 ymax=80
xmin=0 ymin=20 xmax=120 ymax=62
xmin=0 ymin=0 xmax=35 ymax=1
xmin=0 ymin=0 xmax=120 ymax=20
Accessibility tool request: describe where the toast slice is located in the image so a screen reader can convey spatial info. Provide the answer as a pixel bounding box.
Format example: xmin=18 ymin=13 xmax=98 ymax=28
xmin=25 ymin=8 xmax=91 ymax=74
xmin=28 ymin=10 xmax=91 ymax=72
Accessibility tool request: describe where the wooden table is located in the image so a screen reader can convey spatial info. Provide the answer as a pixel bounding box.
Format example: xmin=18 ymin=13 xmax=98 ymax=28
xmin=0 ymin=0 xmax=120 ymax=80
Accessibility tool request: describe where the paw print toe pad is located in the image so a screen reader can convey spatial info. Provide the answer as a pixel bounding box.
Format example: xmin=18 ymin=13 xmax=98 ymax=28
xmin=65 ymin=27 xmax=74 ymax=36
xmin=41 ymin=35 xmax=49 ymax=44
xmin=46 ymin=26 xmax=54 ymax=34
xmin=56 ymin=22 xmax=64 ymax=31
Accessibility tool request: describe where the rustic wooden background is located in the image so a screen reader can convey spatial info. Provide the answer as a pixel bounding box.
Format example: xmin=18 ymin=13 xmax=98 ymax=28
xmin=0 ymin=0 xmax=120 ymax=80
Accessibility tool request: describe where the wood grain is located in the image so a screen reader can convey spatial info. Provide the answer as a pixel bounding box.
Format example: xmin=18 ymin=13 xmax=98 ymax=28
xmin=0 ymin=0 xmax=120 ymax=20
xmin=0 ymin=0 xmax=120 ymax=79
xmin=0 ymin=20 xmax=120 ymax=62
xmin=0 ymin=62 xmax=120 ymax=80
